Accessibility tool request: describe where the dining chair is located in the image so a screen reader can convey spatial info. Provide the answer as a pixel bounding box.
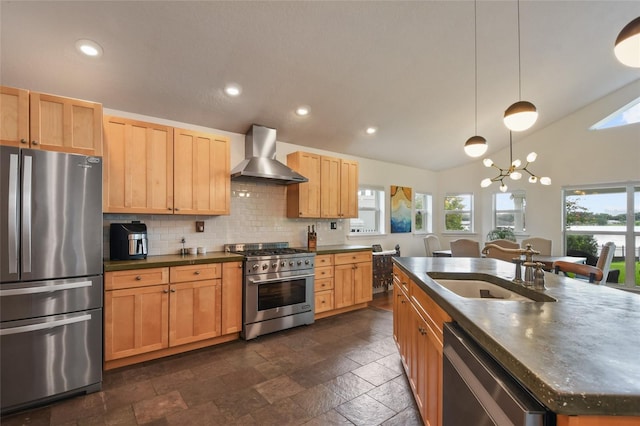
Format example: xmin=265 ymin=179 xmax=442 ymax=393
xmin=450 ymin=239 xmax=481 ymax=257
xmin=483 ymin=239 xmax=520 ymax=262
xmin=424 ymin=234 xmax=441 ymax=257
xmin=522 ymin=237 xmax=552 ymax=256
xmin=554 ymin=242 xmax=616 ymax=285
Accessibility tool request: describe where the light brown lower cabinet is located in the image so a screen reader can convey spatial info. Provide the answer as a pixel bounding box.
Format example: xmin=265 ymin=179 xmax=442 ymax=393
xmin=393 ymin=265 xmax=450 ymax=426
xmin=314 ymin=251 xmax=372 ymax=319
xmin=104 ymin=262 xmax=242 ymax=369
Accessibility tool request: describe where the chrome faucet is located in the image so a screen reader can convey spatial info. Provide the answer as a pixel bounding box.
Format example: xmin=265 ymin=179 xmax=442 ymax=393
xmin=481 ymin=243 xmax=540 ymax=287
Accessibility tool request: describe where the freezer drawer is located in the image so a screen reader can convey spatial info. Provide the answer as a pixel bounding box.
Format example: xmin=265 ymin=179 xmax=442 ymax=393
xmin=0 ymin=275 xmax=103 ymax=322
xmin=0 ymin=309 xmax=102 ymax=413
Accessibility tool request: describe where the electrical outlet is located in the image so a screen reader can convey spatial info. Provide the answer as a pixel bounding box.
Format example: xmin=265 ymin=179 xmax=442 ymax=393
xmin=196 ymin=221 xmax=205 ymax=232
xmin=330 ymin=222 xmax=337 ymax=230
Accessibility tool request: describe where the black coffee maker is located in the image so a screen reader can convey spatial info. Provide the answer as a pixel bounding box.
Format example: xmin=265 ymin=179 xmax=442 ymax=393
xmin=110 ymin=222 xmax=148 ymax=260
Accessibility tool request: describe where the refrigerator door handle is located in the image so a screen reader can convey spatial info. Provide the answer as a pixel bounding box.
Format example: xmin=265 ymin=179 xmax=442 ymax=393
xmin=8 ymin=153 xmax=19 ymax=274
xmin=0 ymin=280 xmax=92 ymax=297
xmin=0 ymin=314 xmax=92 ymax=336
xmin=22 ymin=155 xmax=32 ymax=274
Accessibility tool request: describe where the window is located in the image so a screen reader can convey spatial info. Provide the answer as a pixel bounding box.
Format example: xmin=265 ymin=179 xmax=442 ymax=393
xmin=350 ymin=186 xmax=385 ymax=234
xmin=590 ymin=95 xmax=640 ymax=130
xmin=563 ymin=183 xmax=640 ymax=287
xmin=494 ymin=191 xmax=526 ymax=233
xmin=414 ymin=192 xmax=433 ymax=234
xmin=444 ymin=193 xmax=473 ymax=232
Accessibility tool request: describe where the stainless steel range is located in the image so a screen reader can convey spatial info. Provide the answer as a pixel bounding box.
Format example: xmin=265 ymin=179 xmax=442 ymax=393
xmin=225 ymin=242 xmax=315 ymax=340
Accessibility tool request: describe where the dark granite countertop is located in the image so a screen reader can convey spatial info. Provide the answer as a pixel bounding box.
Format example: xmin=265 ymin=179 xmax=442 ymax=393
xmin=315 ymin=245 xmax=372 ymax=255
xmin=393 ymin=257 xmax=640 ymax=417
xmin=104 ymin=252 xmax=244 ymax=272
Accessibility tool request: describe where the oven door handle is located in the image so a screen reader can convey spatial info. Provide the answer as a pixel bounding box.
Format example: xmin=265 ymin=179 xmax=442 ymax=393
xmin=248 ymin=273 xmax=315 ymax=285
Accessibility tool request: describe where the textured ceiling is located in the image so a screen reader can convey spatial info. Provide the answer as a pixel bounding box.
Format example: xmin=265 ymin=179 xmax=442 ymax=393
xmin=1 ymin=1 xmax=639 ymax=170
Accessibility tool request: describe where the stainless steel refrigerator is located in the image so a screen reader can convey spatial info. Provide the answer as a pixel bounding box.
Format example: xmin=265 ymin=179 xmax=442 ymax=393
xmin=0 ymin=147 xmax=103 ymax=414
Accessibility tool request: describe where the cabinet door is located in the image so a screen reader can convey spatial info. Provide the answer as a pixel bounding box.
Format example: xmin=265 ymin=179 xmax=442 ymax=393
xmin=339 ymin=159 xmax=359 ymax=218
xmin=173 ymin=128 xmax=230 ymax=215
xmin=221 ymin=262 xmax=243 ymax=335
xmin=286 ymin=151 xmax=321 ymax=218
xmin=103 ymin=116 xmax=174 ymax=213
xmin=320 ymin=155 xmax=341 ymax=218
xmin=394 ymin=285 xmax=411 ymax=369
xmin=0 ymin=86 xmax=29 ymax=147
xmin=105 ymin=285 xmax=169 ymax=361
xmin=353 ymin=260 xmax=373 ymax=304
xmin=315 ymin=289 xmax=334 ymax=313
xmin=30 ymin=92 xmax=102 ymax=156
xmin=334 ymin=263 xmax=355 ymax=308
xmin=169 ymin=280 xmax=221 ymax=347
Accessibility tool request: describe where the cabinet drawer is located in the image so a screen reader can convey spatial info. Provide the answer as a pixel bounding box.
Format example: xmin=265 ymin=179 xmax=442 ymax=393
xmin=315 ymin=290 xmax=334 ymax=314
xmin=315 ymin=254 xmax=334 ymax=267
xmin=334 ymin=251 xmax=372 ymax=265
xmin=170 ymin=264 xmax=221 ymax=283
xmin=105 ymin=268 xmax=169 ymax=291
xmin=315 ymin=265 xmax=334 ymax=280
xmin=315 ymin=277 xmax=334 ymax=292
xmin=410 ymin=280 xmax=451 ymax=341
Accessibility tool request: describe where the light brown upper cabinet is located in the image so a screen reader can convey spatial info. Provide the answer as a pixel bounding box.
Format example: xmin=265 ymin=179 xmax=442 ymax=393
xmin=1 ymin=86 xmax=103 ymax=156
xmin=103 ymin=116 xmax=174 ymax=214
xmin=286 ymin=151 xmax=321 ymax=218
xmin=103 ymin=117 xmax=230 ymax=215
xmin=173 ymin=128 xmax=230 ymax=215
xmin=287 ymin=151 xmax=358 ymax=219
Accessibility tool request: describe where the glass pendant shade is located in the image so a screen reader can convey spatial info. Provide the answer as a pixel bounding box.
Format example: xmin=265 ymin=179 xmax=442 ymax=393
xmin=504 ymin=101 xmax=538 ymax=131
xmin=464 ymin=136 xmax=488 ymax=157
xmin=526 ymin=152 xmax=537 ymax=162
xmin=481 ymin=178 xmax=492 ymax=188
xmin=614 ymin=17 xmax=640 ymax=67
xmin=540 ymin=177 xmax=552 ymax=185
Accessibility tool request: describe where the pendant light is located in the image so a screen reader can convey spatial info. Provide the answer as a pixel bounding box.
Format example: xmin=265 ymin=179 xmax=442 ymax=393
xmin=614 ymin=17 xmax=640 ymax=67
xmin=480 ymin=132 xmax=551 ymax=190
xmin=464 ymin=0 xmax=488 ymax=158
xmin=503 ymin=0 xmax=538 ymax=132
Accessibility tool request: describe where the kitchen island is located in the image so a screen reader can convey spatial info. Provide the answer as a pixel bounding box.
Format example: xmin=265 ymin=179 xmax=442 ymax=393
xmin=393 ymin=256 xmax=640 ymax=423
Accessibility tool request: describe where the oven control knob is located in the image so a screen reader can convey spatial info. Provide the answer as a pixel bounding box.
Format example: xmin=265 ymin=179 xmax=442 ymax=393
xmin=289 ymin=261 xmax=294 ymax=266
xmin=280 ymin=261 xmax=286 ymax=267
xmin=272 ymin=263 xmax=278 ymax=269
xmin=252 ymin=264 xmax=259 ymax=271
xmin=305 ymin=259 xmax=310 ymax=265
xmin=297 ymin=260 xmax=302 ymax=266
xmin=262 ymin=264 xmax=268 ymax=270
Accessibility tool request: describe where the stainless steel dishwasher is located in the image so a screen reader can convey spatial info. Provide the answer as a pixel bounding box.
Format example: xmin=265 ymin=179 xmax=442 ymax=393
xmin=443 ymin=323 xmax=554 ymax=426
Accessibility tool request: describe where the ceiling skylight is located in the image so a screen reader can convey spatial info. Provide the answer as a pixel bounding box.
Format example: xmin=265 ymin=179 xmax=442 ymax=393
xmin=590 ymin=96 xmax=640 ymax=130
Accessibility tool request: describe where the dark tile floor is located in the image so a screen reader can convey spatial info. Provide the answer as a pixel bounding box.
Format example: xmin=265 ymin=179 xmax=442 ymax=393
xmin=2 ymin=293 xmax=423 ymax=425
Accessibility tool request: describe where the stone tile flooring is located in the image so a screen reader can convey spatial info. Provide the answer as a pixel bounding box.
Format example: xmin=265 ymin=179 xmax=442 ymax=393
xmin=2 ymin=299 xmax=423 ymax=425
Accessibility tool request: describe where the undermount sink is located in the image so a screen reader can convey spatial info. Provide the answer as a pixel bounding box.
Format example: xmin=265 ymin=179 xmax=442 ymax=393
xmin=426 ymin=272 xmax=556 ymax=302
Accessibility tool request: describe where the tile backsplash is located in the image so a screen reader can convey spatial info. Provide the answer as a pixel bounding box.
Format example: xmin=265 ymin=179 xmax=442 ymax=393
xmin=103 ymin=182 xmax=347 ymax=258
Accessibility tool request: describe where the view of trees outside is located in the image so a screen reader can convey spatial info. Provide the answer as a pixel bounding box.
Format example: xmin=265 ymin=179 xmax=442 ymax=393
xmin=444 ymin=194 xmax=472 ymax=231
xmin=564 ymin=185 xmax=640 ymax=286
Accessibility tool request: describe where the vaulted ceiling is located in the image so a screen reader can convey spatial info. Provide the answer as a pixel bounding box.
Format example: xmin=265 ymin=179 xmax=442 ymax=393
xmin=2 ymin=1 xmax=639 ymax=170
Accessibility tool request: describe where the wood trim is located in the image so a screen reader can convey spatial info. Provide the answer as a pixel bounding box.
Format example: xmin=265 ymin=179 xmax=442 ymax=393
xmin=314 ymin=302 xmax=368 ymax=320
xmin=104 ymin=333 xmax=239 ymax=370
xmin=556 ymin=415 xmax=640 ymax=425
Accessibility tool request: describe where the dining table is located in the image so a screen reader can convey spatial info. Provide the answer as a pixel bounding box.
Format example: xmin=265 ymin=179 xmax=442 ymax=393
xmin=431 ymin=250 xmax=587 ymax=271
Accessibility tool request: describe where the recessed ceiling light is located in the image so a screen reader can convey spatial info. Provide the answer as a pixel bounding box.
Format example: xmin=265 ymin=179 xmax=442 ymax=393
xmin=365 ymin=127 xmax=377 ymax=135
xmin=75 ymin=39 xmax=103 ymax=57
xmin=295 ymin=106 xmax=310 ymax=116
xmin=224 ymin=83 xmax=242 ymax=97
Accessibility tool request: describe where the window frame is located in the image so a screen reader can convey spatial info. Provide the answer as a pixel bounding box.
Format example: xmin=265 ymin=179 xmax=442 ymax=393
xmin=443 ymin=193 xmax=474 ymax=234
xmin=413 ymin=191 xmax=433 ymax=235
xmin=493 ymin=190 xmax=526 ymax=234
xmin=349 ymin=185 xmax=386 ymax=235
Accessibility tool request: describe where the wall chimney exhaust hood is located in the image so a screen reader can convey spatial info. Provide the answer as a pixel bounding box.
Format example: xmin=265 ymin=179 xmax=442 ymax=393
xmin=230 ymin=124 xmax=308 ymax=185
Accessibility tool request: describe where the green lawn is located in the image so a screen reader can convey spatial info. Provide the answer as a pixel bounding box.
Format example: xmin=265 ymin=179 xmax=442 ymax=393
xmin=610 ymin=261 xmax=640 ymax=285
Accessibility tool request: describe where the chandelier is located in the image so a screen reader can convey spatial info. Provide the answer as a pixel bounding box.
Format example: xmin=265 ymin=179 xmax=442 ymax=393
xmin=480 ymin=132 xmax=550 ymax=192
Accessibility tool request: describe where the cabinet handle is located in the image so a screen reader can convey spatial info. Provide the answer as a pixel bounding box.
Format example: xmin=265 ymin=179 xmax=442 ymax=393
xmin=194 ymin=270 xmax=201 ymax=275
xmin=170 ymin=288 xmax=176 ymax=293
xmin=174 ymin=208 xmax=180 ymax=211
xmin=163 ymin=289 xmax=169 ymax=293
xmin=31 ymin=140 xmax=38 ymax=145
xmin=20 ymin=139 xmax=28 ymax=144
xmin=167 ymin=207 xmax=173 ymax=211
xmin=401 ymin=300 xmax=406 ymax=304
xmin=135 ymin=275 xmax=142 ymax=281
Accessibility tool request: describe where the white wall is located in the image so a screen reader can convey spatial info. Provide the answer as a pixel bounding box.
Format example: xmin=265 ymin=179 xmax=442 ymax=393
xmin=104 ymin=79 xmax=638 ymax=258
xmin=102 ymin=110 xmax=436 ymax=257
xmin=436 ymin=79 xmax=640 ymax=255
